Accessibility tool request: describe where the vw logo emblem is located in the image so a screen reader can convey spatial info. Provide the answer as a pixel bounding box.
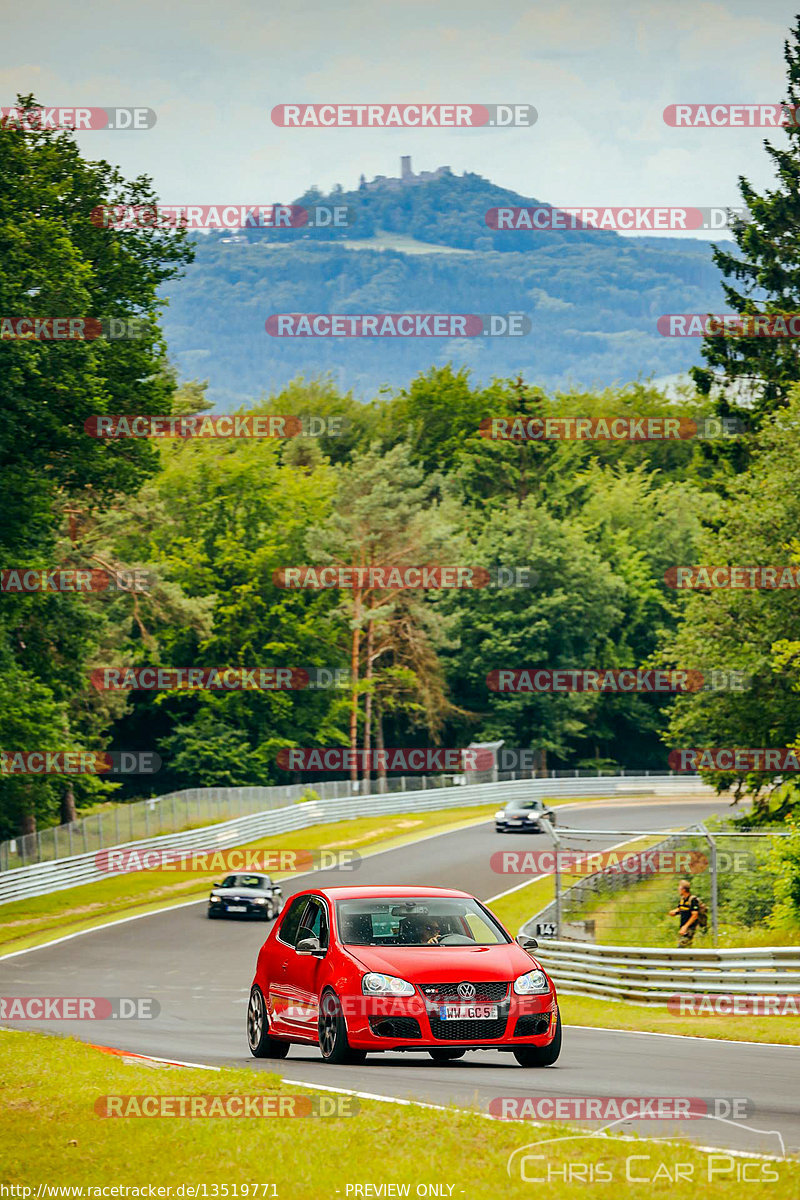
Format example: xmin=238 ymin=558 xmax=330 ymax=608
xmin=457 ymin=982 xmax=476 ymax=1000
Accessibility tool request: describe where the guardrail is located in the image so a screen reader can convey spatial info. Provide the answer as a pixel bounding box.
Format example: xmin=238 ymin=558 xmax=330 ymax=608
xmin=527 ymin=940 xmax=800 ymax=1003
xmin=0 ymin=767 xmax=689 ymax=872
xmin=0 ymin=773 xmax=709 ymax=906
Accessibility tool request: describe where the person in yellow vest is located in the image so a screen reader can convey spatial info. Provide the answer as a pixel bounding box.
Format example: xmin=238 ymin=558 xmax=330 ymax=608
xmin=669 ymin=879 xmax=700 ymax=948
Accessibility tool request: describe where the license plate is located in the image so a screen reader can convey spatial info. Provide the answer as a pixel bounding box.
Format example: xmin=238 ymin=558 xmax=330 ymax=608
xmin=439 ymin=1004 xmax=498 ymax=1020
xmin=227 ymin=905 xmax=247 ymax=912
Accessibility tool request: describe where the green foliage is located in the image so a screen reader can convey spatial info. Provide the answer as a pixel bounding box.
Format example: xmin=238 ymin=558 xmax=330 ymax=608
xmin=693 ymin=18 xmax=800 ymax=426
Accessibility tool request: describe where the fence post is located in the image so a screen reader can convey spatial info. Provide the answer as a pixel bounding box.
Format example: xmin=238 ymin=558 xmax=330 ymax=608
xmin=709 ymin=831 xmax=719 ymax=948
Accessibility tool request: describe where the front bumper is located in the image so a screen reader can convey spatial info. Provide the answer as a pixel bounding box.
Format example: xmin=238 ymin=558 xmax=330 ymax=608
xmin=495 ymin=819 xmax=546 ymax=832
xmin=345 ymin=988 xmax=559 ymax=1051
xmin=209 ymin=899 xmax=271 ymax=917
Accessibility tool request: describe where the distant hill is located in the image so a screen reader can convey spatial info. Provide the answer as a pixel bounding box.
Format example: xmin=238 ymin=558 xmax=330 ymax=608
xmin=161 ymin=164 xmax=728 ymax=404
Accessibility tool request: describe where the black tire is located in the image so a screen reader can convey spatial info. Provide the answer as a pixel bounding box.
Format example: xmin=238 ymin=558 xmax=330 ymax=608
xmin=428 ymin=1049 xmax=466 ymax=1063
xmin=318 ymin=989 xmax=367 ymax=1064
xmin=513 ymin=1010 xmax=561 ymax=1067
xmin=247 ymin=986 xmax=290 ymax=1058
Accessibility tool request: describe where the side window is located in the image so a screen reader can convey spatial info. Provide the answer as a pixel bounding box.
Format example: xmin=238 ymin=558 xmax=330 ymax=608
xmin=277 ymin=896 xmax=310 ymax=946
xmin=297 ymin=897 xmax=329 ymax=948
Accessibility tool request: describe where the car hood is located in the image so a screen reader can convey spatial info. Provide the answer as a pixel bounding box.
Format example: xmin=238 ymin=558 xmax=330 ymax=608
xmin=345 ymin=942 xmax=543 ymax=983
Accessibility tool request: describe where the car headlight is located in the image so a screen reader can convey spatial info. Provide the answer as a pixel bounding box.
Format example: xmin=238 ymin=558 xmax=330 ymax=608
xmin=495 ymin=811 xmax=505 ymax=819
xmin=209 ymin=895 xmax=221 ymax=903
xmin=251 ymin=897 xmax=267 ymax=904
xmin=362 ymin=973 xmax=415 ymax=997
xmin=513 ymin=969 xmax=549 ymax=995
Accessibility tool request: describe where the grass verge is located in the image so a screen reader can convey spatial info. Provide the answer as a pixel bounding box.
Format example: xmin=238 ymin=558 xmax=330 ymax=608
xmin=0 ymin=1030 xmax=795 ymax=1193
xmin=559 ymin=993 xmax=800 ymax=1046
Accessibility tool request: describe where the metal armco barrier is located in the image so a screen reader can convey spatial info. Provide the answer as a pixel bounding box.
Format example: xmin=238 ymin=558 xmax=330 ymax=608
xmin=0 ymin=773 xmax=708 ymax=905
xmin=528 ymin=940 xmax=800 ymax=1003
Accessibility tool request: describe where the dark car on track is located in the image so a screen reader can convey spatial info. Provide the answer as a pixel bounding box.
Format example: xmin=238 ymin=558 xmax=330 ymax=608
xmin=247 ymin=884 xmax=561 ymax=1067
xmin=208 ymin=873 xmax=283 ymax=921
xmin=495 ymin=797 xmax=556 ymax=833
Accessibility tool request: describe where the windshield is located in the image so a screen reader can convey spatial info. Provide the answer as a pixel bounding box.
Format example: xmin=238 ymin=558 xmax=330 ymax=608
xmin=336 ymin=897 xmax=509 ymax=947
xmin=219 ymin=875 xmax=268 ymax=889
xmin=507 ymin=800 xmax=541 ymax=811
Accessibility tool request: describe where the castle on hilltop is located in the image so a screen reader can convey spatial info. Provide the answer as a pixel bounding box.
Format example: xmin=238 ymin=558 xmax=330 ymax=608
xmin=359 ymin=157 xmax=452 ymax=191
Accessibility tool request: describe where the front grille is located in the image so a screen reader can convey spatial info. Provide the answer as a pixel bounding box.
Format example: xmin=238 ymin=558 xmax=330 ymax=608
xmin=419 ymin=981 xmax=510 ymax=1002
xmin=428 ymin=1014 xmax=508 ymax=1040
xmin=369 ymin=1016 xmax=422 ymax=1039
xmin=513 ymin=1014 xmax=551 ymax=1036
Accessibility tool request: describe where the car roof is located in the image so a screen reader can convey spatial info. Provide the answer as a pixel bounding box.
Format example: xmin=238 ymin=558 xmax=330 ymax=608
xmin=312 ymin=885 xmax=473 ymax=900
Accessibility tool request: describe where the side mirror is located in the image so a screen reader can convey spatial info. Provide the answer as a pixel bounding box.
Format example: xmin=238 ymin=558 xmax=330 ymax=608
xmin=516 ymin=934 xmax=538 ymax=951
xmin=296 ymin=936 xmax=326 ymax=957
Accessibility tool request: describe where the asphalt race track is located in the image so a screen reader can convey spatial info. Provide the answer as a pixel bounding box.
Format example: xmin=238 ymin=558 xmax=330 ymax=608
xmin=2 ymin=797 xmax=798 ymax=1158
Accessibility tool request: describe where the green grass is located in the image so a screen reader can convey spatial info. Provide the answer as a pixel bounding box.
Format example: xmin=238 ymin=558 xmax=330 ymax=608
xmin=486 ymin=832 xmax=664 ymax=937
xmin=569 ymin=865 xmax=800 ymax=949
xmin=560 ymin=992 xmax=800 ymax=1045
xmin=0 ymin=804 xmax=499 ymax=956
xmin=1 ymin=1031 xmax=796 ymax=1193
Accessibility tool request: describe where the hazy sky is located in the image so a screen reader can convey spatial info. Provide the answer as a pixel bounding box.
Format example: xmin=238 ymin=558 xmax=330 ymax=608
xmin=3 ymin=0 xmax=800 ymax=238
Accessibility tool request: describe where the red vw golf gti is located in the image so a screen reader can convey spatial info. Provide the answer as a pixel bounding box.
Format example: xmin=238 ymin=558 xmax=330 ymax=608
xmin=247 ymin=885 xmax=561 ymax=1066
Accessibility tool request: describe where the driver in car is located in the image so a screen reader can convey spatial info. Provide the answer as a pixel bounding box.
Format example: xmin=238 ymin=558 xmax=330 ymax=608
xmin=423 ymin=918 xmax=444 ymax=944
